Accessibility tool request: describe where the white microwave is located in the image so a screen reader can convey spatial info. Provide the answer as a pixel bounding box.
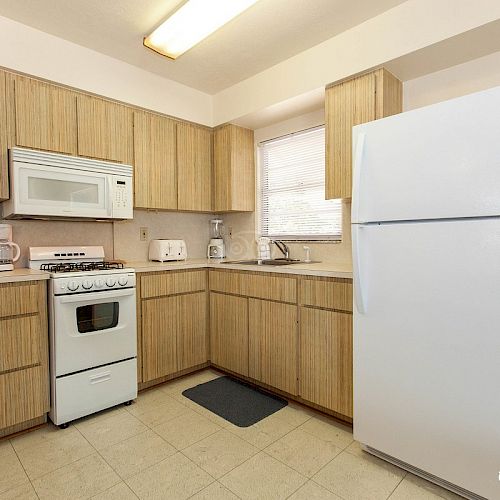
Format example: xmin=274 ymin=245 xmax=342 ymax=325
xmin=2 ymin=148 xmax=133 ymax=220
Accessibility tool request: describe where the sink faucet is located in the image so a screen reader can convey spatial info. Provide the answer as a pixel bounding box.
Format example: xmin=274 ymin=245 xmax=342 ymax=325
xmin=272 ymin=240 xmax=290 ymax=259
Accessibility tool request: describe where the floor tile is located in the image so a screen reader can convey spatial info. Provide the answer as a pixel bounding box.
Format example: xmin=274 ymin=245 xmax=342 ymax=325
xmin=0 ymin=441 xmax=29 ymax=495
xmin=344 ymin=440 xmax=365 ymax=457
xmin=91 ymin=482 xmax=138 ymax=499
xmin=225 ymin=413 xmax=297 ymax=449
xmin=76 ymin=409 xmax=148 ymax=450
xmin=313 ymin=450 xmax=405 ymax=500
xmin=125 ymin=386 xmax=176 ymax=415
xmin=128 ymin=395 xmax=188 ymax=428
xmin=0 ymin=482 xmax=37 ymax=500
xmin=288 ymin=480 xmax=343 ymax=499
xmin=32 ymin=453 xmax=120 ymax=500
xmin=99 ymin=429 xmax=176 ymax=479
xmin=267 ymin=403 xmax=314 ymax=428
xmin=10 ymin=422 xmax=64 ymax=452
xmin=160 ymin=369 xmax=222 ymax=397
xmin=190 ymin=481 xmax=240 ymax=499
xmin=153 ymin=409 xmax=221 ymax=450
xmin=389 ymin=473 xmax=464 ymax=500
xmin=184 ymin=429 xmax=259 ymax=479
xmin=299 ymin=414 xmax=353 ymax=449
xmin=125 ymin=452 xmax=213 ymax=500
xmin=265 ymin=428 xmax=343 ymax=477
xmin=15 ymin=426 xmax=94 ymax=479
xmin=219 ymin=452 xmax=306 ymax=500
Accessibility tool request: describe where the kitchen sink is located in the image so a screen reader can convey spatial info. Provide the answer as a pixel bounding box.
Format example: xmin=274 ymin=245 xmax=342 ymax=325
xmin=221 ymin=258 xmax=316 ymax=266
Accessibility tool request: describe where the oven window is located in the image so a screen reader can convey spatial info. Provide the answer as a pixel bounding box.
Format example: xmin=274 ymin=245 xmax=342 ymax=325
xmin=76 ymin=302 xmax=119 ymax=333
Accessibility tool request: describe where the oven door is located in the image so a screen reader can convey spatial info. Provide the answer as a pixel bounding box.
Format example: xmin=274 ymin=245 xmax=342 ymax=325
xmin=52 ymin=287 xmax=136 ymax=376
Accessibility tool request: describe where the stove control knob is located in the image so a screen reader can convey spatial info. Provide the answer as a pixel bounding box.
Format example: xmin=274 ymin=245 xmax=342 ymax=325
xmin=95 ymin=279 xmax=104 ymax=288
xmin=82 ymin=279 xmax=93 ymax=290
xmin=67 ymin=280 xmax=79 ymax=292
xmin=118 ymin=276 xmax=128 ymax=286
xmin=106 ymin=277 xmax=116 ymax=287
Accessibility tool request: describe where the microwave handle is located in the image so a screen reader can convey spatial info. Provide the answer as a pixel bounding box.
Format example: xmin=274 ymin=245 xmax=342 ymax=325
xmin=107 ymin=176 xmax=114 ymax=217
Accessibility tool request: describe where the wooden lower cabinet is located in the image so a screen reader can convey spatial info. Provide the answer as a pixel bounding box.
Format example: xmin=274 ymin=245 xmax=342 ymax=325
xmin=248 ymin=299 xmax=298 ymax=395
xmin=299 ymin=307 xmax=353 ymax=417
xmin=142 ymin=291 xmax=207 ymax=382
xmin=210 ymin=292 xmax=248 ymax=376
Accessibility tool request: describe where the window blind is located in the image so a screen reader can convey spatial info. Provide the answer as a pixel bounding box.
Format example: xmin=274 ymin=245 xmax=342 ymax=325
xmin=258 ymin=126 xmax=342 ymax=241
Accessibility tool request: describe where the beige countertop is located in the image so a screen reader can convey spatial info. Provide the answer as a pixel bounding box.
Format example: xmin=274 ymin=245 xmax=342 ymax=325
xmin=0 ymin=268 xmax=50 ymax=284
xmin=127 ymin=258 xmax=353 ymax=279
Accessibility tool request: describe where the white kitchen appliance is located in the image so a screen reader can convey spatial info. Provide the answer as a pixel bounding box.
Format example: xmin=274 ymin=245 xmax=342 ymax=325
xmin=3 ymin=148 xmax=133 ymax=220
xmin=29 ymin=246 xmax=137 ymax=427
xmin=208 ymin=218 xmax=225 ymax=259
xmin=351 ymin=86 xmax=500 ymax=500
xmin=0 ymin=224 xmax=20 ymax=271
xmin=148 ymin=239 xmax=187 ymax=262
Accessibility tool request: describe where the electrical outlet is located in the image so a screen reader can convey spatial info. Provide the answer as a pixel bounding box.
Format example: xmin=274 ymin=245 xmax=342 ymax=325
xmin=140 ymin=227 xmax=149 ymax=241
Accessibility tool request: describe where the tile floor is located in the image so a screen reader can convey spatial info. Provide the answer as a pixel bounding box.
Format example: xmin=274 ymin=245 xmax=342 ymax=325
xmin=0 ymin=369 xmax=463 ymax=500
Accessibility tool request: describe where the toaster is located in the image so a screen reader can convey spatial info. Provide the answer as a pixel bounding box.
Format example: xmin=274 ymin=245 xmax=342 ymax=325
xmin=148 ymin=239 xmax=187 ymax=262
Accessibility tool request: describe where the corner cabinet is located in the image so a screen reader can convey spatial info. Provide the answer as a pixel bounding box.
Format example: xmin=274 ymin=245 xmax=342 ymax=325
xmin=176 ymin=122 xmax=213 ymax=212
xmin=214 ymin=124 xmax=255 ymax=212
xmin=0 ymin=280 xmax=49 ymax=436
xmin=133 ymin=111 xmax=177 ymax=210
xmin=76 ymin=94 xmax=133 ymax=164
xmin=325 ymin=68 xmax=402 ymax=199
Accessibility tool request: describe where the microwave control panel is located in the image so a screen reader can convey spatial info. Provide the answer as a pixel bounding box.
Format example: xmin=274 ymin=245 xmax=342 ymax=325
xmin=112 ymin=176 xmax=133 ymax=219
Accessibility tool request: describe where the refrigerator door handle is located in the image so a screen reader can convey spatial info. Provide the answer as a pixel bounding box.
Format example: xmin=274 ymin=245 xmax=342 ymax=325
xmin=351 ymin=131 xmax=366 ymax=223
xmin=352 ymin=224 xmax=366 ymax=313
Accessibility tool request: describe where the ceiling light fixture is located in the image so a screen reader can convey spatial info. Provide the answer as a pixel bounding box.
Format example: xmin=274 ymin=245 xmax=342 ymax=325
xmin=144 ymin=0 xmax=259 ymax=60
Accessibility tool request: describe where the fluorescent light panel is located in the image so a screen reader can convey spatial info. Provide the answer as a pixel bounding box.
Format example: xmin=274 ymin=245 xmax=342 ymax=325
xmin=144 ymin=0 xmax=259 ymax=59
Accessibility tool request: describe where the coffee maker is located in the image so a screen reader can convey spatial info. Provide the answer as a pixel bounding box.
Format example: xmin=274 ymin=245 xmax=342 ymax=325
xmin=207 ymin=219 xmax=225 ymax=259
xmin=0 ymin=224 xmax=20 ymax=271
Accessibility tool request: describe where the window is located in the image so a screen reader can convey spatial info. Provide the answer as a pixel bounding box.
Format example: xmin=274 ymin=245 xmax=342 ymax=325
xmin=258 ymin=126 xmax=342 ymax=241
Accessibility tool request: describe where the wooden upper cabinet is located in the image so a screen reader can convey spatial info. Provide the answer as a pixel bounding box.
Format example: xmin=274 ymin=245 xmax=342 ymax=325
xmin=77 ymin=95 xmax=133 ymax=164
xmin=8 ymin=74 xmax=78 ymax=156
xmin=176 ymin=122 xmax=212 ymax=212
xmin=325 ymin=68 xmax=402 ymax=200
xmin=0 ymin=71 xmax=8 ymax=200
xmin=214 ymin=124 xmax=255 ymax=212
xmin=134 ymin=112 xmax=177 ymax=210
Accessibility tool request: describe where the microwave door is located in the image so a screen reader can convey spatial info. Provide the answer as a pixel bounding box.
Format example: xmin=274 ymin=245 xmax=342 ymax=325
xmin=14 ymin=162 xmax=111 ymax=218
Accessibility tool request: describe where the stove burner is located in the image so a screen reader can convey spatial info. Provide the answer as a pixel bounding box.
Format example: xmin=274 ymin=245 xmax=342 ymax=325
xmin=41 ymin=261 xmax=124 ymax=273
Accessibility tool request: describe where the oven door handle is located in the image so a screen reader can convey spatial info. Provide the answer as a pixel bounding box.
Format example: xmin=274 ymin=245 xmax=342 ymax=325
xmin=57 ymin=287 xmax=135 ymax=304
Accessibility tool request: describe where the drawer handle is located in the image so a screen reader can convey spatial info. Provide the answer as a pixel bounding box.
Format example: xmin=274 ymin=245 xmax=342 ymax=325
xmin=89 ymin=371 xmax=111 ymax=384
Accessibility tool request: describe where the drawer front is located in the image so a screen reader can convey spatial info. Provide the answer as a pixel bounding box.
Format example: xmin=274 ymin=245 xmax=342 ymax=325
xmin=210 ymin=270 xmax=297 ymax=303
xmin=300 ymin=278 xmax=353 ymax=311
xmin=51 ymin=358 xmax=137 ymax=425
xmin=0 ymin=366 xmax=48 ymax=429
xmin=0 ymin=281 xmax=41 ymax=318
xmin=141 ymin=270 xmax=207 ymax=298
xmin=0 ymin=315 xmax=41 ymax=372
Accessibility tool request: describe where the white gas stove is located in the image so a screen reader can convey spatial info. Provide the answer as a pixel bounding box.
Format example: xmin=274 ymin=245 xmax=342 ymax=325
xmin=29 ymin=246 xmax=137 ymax=428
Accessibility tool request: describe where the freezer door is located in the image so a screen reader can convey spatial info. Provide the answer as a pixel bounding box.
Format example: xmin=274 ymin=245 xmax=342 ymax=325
xmin=351 ymin=85 xmax=500 ymax=223
xmin=352 ymin=219 xmax=500 ymax=500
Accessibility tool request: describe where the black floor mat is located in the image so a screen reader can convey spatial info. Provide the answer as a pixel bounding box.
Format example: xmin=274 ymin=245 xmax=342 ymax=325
xmin=182 ymin=376 xmax=288 ymax=427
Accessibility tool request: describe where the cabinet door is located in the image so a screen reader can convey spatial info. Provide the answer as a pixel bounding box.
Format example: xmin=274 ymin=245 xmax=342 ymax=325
xmin=325 ymin=72 xmax=376 ymax=200
xmin=0 ymin=71 xmax=7 ymax=200
xmin=142 ymin=296 xmax=177 ymax=382
xmin=210 ymin=293 xmax=248 ymax=375
xmin=177 ymin=292 xmax=207 ymax=371
xmin=10 ymin=75 xmax=78 ymax=155
xmin=134 ymin=112 xmax=177 ymax=209
xmin=214 ymin=124 xmax=254 ymax=212
xmin=77 ymin=95 xmax=133 ymax=164
xmin=177 ymin=122 xmax=212 ymax=211
xmin=249 ymin=299 xmax=298 ymax=395
xmin=300 ymin=307 xmax=353 ymax=417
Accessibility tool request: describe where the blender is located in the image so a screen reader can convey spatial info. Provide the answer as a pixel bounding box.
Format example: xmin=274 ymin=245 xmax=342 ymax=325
xmin=207 ymin=219 xmax=225 ymax=259
xmin=0 ymin=224 xmax=21 ymax=271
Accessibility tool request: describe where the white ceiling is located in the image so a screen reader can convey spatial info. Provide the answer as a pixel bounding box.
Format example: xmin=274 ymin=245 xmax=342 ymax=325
xmin=0 ymin=0 xmax=406 ymax=94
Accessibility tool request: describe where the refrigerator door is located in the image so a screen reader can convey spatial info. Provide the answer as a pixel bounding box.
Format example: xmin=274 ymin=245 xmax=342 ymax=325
xmin=353 ymin=219 xmax=500 ymax=500
xmin=351 ymin=85 xmax=500 ymax=224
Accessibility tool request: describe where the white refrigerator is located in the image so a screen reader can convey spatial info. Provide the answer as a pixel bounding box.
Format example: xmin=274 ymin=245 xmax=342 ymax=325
xmin=352 ymin=86 xmax=500 ymax=500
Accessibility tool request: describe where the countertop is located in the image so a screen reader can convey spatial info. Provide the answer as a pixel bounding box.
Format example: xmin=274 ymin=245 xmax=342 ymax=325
xmin=127 ymin=258 xmax=353 ymax=279
xmin=0 ymin=268 xmax=50 ymax=284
